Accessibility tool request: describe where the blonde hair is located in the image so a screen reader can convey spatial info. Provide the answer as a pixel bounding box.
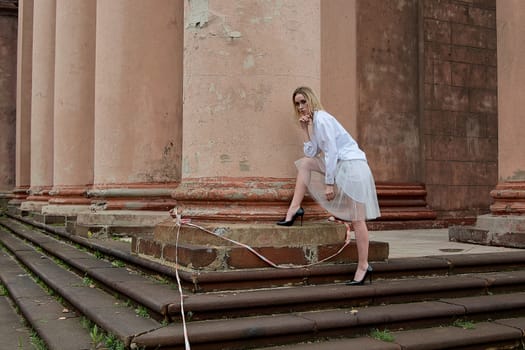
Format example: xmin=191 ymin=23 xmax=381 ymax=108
xmin=292 ymin=86 xmax=324 ymax=117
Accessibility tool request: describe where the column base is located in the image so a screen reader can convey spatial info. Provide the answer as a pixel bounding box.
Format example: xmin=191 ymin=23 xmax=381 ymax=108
xmin=7 ymin=186 xmax=30 ymax=206
xmin=133 ymin=220 xmax=389 ymax=271
xmin=19 ymin=200 xmax=49 ymax=213
xmin=87 ymin=183 xmax=178 ymax=211
xmin=0 ymin=191 xmax=14 ymax=210
xmin=74 ymin=210 xmax=171 ymax=238
xmin=490 ymin=181 xmax=525 ymax=215
xmin=171 ymin=178 xmax=438 ymax=228
xmin=449 ymin=214 xmax=525 ymax=249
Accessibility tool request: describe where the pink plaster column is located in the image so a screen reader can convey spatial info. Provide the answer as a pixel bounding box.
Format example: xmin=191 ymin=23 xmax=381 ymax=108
xmin=11 ymin=0 xmax=33 ymax=205
xmin=176 ymin=0 xmax=323 ymax=221
xmin=22 ymin=0 xmax=55 ymax=212
xmin=490 ymin=1 xmax=525 ymax=216
xmin=0 ymin=7 xmax=17 ymax=199
xmin=44 ymin=0 xmax=95 ymax=215
xmin=91 ymin=0 xmax=183 ymax=210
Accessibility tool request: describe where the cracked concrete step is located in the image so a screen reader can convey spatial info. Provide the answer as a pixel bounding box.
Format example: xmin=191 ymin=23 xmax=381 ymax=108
xmin=132 ymin=292 xmax=525 ymax=349
xmin=0 ymin=250 xmax=93 ymax=350
xmin=0 ymin=216 xmax=182 ymax=318
xmin=0 ymin=226 xmax=161 ymax=348
xmin=257 ymin=317 xmax=525 ymax=350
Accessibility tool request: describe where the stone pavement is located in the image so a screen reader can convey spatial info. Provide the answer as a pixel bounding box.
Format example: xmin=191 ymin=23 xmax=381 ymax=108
xmin=370 ymin=228 xmax=522 ymax=259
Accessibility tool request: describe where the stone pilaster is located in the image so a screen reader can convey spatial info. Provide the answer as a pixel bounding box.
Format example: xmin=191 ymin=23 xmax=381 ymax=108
xmin=10 ymin=0 xmax=33 ymax=207
xmin=21 ymin=0 xmax=55 ymax=212
xmin=43 ymin=0 xmax=96 ymax=217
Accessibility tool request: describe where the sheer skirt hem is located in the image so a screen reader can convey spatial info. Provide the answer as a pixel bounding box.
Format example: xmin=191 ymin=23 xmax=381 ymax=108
xmin=295 ymin=157 xmax=381 ymax=221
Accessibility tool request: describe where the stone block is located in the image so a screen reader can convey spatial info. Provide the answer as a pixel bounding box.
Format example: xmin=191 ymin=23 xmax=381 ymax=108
xmin=469 ymin=88 xmax=497 ymax=113
xmin=136 ymin=238 xmax=162 ymax=259
xmin=318 ymin=243 xmax=358 ymax=263
xmin=424 ymin=19 xmax=451 ymax=44
xmin=423 ymin=1 xmax=468 ymax=23
xmin=433 ymin=60 xmax=452 ymax=85
xmin=449 ymin=226 xmax=491 ymax=245
xmin=451 ymin=46 xmax=494 ymax=66
xmin=451 ymin=62 xmax=470 ymax=87
xmin=162 ymin=243 xmax=217 ymax=268
xmin=452 ymin=23 xmax=488 ymax=48
xmin=476 ymin=215 xmax=525 ymax=234
xmin=227 ymin=246 xmax=309 ymax=269
xmin=434 ymin=85 xmax=469 ymax=112
xmin=138 ymin=221 xmax=389 ymax=270
xmin=154 ymin=222 xmax=347 ymax=247
xmin=492 ymin=232 xmax=525 ymax=249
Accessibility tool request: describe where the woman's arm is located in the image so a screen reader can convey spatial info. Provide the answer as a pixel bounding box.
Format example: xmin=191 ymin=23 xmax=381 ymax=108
xmin=301 ymin=113 xmax=318 ymax=157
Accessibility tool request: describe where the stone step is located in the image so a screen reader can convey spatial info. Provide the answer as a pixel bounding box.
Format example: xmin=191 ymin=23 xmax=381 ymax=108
xmin=4 ymin=216 xmax=525 ymax=323
xmin=0 ymin=225 xmax=161 ymax=348
xmin=0 ymin=249 xmax=93 ymax=349
xmin=172 ymin=269 xmax=525 ymax=320
xmin=0 ymin=216 xmax=182 ymax=318
xmin=3 ymin=214 xmax=525 ymax=349
xmin=257 ymin=317 xmax=525 ymax=350
xmin=132 ymin=292 xmax=525 ymax=349
xmin=0 ymin=293 xmax=35 ymax=350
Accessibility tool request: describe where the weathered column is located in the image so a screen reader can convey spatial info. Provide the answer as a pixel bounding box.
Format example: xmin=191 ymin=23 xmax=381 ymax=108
xmin=21 ymin=0 xmax=55 ymax=212
xmin=42 ymin=0 xmax=95 ymax=217
xmin=450 ymin=0 xmax=525 ymax=247
xmin=489 ymin=0 xmax=525 ymax=218
xmin=11 ymin=0 xmax=33 ymax=206
xmin=0 ymin=3 xmax=18 ymax=206
xmin=77 ymin=0 xmax=183 ymax=233
xmin=174 ymin=0 xmax=323 ymax=221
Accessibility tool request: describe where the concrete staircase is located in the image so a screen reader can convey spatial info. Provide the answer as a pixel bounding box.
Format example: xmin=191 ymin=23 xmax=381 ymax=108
xmin=1 ymin=213 xmax=525 ymax=349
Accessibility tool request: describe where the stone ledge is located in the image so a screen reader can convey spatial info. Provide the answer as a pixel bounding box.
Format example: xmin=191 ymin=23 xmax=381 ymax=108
xmin=134 ymin=221 xmax=388 ymax=271
xmin=449 ymin=214 xmax=525 ymax=249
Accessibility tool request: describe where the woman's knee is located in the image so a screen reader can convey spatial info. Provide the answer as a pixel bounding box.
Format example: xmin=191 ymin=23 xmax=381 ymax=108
xmin=297 ymin=157 xmax=320 ymax=171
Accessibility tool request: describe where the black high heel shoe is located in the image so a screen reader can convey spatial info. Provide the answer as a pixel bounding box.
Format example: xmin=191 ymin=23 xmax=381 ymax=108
xmin=276 ymin=207 xmax=305 ymax=226
xmin=346 ymin=265 xmax=373 ymax=286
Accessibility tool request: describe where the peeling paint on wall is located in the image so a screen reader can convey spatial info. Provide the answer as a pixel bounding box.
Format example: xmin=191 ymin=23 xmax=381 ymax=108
xmin=504 ymin=170 xmax=525 ymax=182
xmin=187 ymin=0 xmax=209 ymax=28
xmin=239 ymin=160 xmax=250 ymax=172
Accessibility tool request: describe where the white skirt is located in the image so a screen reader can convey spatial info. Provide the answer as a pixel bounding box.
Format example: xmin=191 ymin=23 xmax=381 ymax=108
xmin=295 ymin=157 xmax=381 ymax=221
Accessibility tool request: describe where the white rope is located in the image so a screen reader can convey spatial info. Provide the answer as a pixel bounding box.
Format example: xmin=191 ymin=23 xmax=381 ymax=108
xmin=173 ymin=210 xmax=191 ymax=350
xmin=168 ymin=207 xmax=353 ymax=349
xmin=181 ymin=220 xmax=352 ymax=269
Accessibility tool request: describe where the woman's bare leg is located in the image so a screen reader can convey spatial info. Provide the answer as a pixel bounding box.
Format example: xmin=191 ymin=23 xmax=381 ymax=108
xmin=285 ymin=157 xmax=321 ymax=221
xmin=351 ymin=220 xmax=370 ymax=281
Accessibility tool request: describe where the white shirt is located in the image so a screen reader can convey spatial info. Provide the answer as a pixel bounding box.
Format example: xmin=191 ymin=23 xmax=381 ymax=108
xmin=303 ymin=110 xmax=366 ymax=185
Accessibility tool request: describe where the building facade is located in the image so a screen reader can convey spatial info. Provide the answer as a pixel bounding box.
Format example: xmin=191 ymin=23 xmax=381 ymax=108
xmin=0 ymin=0 xmax=523 ymax=232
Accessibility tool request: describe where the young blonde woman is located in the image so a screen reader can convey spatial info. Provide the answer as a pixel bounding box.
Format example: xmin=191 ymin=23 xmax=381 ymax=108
xmin=277 ymin=86 xmax=381 ymax=285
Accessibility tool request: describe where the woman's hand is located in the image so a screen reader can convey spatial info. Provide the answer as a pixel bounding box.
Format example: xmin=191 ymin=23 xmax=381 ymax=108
xmin=325 ymin=184 xmax=335 ymax=201
xmin=299 ymin=112 xmax=312 ymax=129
